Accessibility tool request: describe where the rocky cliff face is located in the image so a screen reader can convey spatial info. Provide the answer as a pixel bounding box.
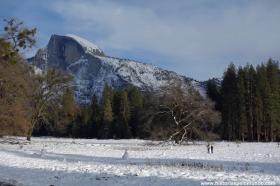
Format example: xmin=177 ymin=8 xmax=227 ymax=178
xmin=29 ymin=34 xmax=205 ymax=104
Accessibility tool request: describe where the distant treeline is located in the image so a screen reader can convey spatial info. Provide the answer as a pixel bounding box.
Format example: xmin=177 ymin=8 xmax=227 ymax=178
xmin=207 ymin=59 xmax=280 ymax=142
xmin=33 ymin=84 xmax=150 ymax=139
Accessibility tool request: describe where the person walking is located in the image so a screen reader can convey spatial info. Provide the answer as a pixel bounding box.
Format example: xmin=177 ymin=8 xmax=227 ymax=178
xmin=207 ymin=143 xmax=210 ymax=154
xmin=210 ymin=145 xmax=214 ymax=154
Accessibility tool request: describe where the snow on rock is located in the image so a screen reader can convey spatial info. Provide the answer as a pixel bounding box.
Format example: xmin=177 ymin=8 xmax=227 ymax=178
xmin=33 ymin=66 xmax=43 ymax=75
xmin=29 ymin=34 xmax=207 ymax=104
xmin=95 ymin=56 xmax=170 ymax=89
xmin=0 ymin=138 xmax=279 ymax=186
xmin=191 ymin=80 xmax=207 ymax=97
xmin=66 ymin=34 xmax=104 ymax=56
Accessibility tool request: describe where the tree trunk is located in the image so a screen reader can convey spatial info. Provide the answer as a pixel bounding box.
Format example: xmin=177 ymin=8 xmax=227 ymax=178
xmin=26 ymin=135 xmax=31 ymax=141
xmin=26 ymin=125 xmax=33 ymax=141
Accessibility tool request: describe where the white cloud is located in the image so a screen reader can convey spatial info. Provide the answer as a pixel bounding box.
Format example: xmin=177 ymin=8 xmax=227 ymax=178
xmin=51 ymin=0 xmax=280 ymax=79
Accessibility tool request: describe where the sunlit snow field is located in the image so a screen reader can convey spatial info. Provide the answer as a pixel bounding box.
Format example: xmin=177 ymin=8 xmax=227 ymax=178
xmin=0 ymin=137 xmax=279 ymax=186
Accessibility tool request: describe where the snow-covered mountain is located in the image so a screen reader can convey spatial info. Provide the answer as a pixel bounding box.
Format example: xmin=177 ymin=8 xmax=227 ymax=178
xmin=28 ymin=34 xmax=205 ymax=104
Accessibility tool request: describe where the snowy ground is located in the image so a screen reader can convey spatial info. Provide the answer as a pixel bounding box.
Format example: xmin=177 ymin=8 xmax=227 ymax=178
xmin=0 ymin=137 xmax=279 ymax=186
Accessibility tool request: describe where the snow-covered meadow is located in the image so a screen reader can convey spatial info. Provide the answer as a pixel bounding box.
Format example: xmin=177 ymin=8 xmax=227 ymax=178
xmin=0 ymin=137 xmax=279 ymax=186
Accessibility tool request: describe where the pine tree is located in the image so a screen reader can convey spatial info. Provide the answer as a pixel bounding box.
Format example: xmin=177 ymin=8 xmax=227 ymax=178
xmin=266 ymin=59 xmax=280 ymax=141
xmin=127 ymin=86 xmax=143 ymax=137
xmin=206 ymin=79 xmax=222 ymax=111
xmin=103 ymin=83 xmax=114 ymax=103
xmin=119 ymin=91 xmax=131 ymax=138
xmin=89 ymin=95 xmax=100 ymax=138
xmin=99 ymin=83 xmax=113 ymax=138
xmin=243 ymin=65 xmax=256 ymax=141
xmin=60 ymin=88 xmax=77 ymax=135
xmin=112 ymin=90 xmax=131 ymax=138
xmin=99 ymin=99 xmax=113 ymax=138
xmin=221 ymin=63 xmax=238 ymax=140
xmin=112 ymin=90 xmax=121 ymax=138
xmin=253 ymin=65 xmax=266 ymax=141
xmin=236 ymin=68 xmax=247 ymax=141
xmin=246 ymin=63 xmax=273 ymax=141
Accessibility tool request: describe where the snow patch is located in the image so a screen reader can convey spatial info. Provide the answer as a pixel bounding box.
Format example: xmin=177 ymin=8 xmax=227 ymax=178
xmin=33 ymin=66 xmax=43 ymax=75
xmin=66 ymin=34 xmax=103 ymax=55
xmin=0 ymin=138 xmax=279 ymax=186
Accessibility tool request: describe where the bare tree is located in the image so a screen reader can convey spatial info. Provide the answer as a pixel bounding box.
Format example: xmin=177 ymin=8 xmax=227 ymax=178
xmin=27 ymin=69 xmax=72 ymax=141
xmin=155 ymin=83 xmax=220 ymax=144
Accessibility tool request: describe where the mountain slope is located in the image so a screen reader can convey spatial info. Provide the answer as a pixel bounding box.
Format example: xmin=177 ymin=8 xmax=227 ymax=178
xmin=29 ymin=34 xmax=205 ymax=104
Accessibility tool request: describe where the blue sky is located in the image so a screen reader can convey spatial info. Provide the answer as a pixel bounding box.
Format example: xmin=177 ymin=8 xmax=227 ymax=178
xmin=1 ymin=0 xmax=280 ymax=80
